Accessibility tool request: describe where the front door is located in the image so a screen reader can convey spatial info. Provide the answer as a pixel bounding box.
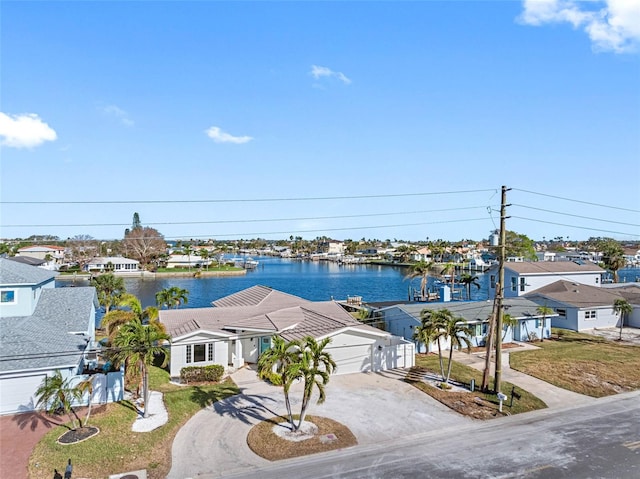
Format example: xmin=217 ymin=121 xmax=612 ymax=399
xmin=259 ymin=336 xmax=271 ymax=355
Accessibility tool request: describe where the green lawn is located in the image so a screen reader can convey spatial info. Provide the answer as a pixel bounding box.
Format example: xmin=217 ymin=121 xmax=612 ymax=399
xmin=410 ymin=354 xmax=547 ymax=418
xmin=29 ymin=367 xmax=239 ymax=479
xmin=509 ymin=328 xmax=640 ymax=397
xmin=155 ymin=265 xmax=242 ymax=273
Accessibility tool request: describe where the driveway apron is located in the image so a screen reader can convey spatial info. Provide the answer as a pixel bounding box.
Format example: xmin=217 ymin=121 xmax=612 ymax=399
xmin=167 ymin=367 xmax=470 ymax=479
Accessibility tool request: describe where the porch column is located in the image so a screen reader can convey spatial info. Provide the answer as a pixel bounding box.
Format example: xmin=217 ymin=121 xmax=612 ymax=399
xmin=233 ymin=339 xmax=243 ymax=369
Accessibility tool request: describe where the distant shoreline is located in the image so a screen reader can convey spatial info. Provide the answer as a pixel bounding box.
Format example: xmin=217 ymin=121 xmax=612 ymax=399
xmin=57 ymin=269 xmax=246 ymax=280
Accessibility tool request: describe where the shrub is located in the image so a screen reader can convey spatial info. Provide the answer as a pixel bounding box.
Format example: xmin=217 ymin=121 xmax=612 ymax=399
xmin=180 ymin=364 xmax=225 ymax=383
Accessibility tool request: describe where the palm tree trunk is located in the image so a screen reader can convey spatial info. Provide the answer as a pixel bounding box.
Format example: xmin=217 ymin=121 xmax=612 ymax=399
xmin=436 ymin=338 xmax=445 ymax=381
xmin=445 ymin=346 xmax=454 ymax=384
xmin=142 ymin=363 xmax=150 ymax=418
xmin=297 ymin=389 xmax=311 ymax=431
xmin=283 ymin=386 xmax=295 ymax=430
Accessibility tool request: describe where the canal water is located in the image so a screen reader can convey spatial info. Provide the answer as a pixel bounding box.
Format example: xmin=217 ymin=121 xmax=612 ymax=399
xmin=58 ymin=257 xmax=640 ymax=312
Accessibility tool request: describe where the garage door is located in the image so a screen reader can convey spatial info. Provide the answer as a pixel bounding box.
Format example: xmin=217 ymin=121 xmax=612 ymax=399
xmin=327 ymin=343 xmax=373 ymax=375
xmin=0 ymin=374 xmax=46 ymax=415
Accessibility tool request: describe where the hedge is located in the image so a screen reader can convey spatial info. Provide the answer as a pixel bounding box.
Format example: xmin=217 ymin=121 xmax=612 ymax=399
xmin=180 ymin=364 xmax=225 ymax=383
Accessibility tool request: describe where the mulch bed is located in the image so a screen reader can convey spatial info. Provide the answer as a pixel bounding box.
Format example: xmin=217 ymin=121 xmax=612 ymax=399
xmin=57 ymin=426 xmax=100 ymax=445
xmin=247 ymin=415 xmax=357 ymax=461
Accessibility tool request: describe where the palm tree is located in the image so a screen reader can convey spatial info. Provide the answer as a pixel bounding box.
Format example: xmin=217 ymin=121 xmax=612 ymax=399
xmin=613 ymin=298 xmax=632 ymax=341
xmin=442 ymin=314 xmax=472 ymax=384
xmin=536 ymin=305 xmax=554 ymax=342
xmin=459 ymin=273 xmax=481 ymax=300
xmin=155 ymin=286 xmax=189 ymax=310
xmin=90 ymin=273 xmax=126 ymax=314
xmin=182 ymin=244 xmax=193 ymax=271
xmin=119 ymin=293 xmax=160 ymax=323
xmin=112 ymin=320 xmax=170 ymax=418
xmin=257 ymin=335 xmax=301 ymax=429
xmin=197 ymin=249 xmax=210 ymax=270
xmin=419 ymin=309 xmax=448 ymax=380
xmin=35 ymin=371 xmax=83 ymax=430
xmin=77 ymin=376 xmax=96 ymax=427
xmin=502 ymin=313 xmax=518 ymax=341
xmin=101 ymin=309 xmax=137 ymax=340
xmin=405 ymin=260 xmax=434 ymax=301
xmin=413 ymin=320 xmax=439 ymax=354
xmin=297 ymin=336 xmax=337 ymax=430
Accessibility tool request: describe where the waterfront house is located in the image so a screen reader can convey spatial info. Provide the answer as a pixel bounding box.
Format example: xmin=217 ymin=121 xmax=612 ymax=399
xmin=84 ymin=256 xmax=140 ymax=273
xmin=526 ymin=280 xmax=640 ymax=331
xmin=0 ymin=258 xmax=123 ymax=415
xmin=488 ymin=261 xmax=605 ymax=299
xmin=165 ymin=254 xmax=208 ymax=269
xmin=16 ymin=245 xmax=66 ymax=266
xmin=374 ymin=297 xmax=555 ymax=352
xmin=159 ymin=285 xmax=414 ymax=378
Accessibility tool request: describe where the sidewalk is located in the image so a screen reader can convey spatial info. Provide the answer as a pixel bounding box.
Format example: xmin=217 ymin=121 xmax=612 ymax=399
xmin=452 ymin=343 xmax=596 ymax=409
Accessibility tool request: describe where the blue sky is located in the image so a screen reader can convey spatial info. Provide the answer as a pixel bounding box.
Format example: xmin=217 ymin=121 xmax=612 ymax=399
xmin=1 ymin=1 xmax=639 ymax=243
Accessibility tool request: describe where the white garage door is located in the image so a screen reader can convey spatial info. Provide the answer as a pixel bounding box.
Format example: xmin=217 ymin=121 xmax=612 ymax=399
xmin=0 ymin=374 xmax=46 ymax=415
xmin=327 ymin=343 xmax=373 ymax=375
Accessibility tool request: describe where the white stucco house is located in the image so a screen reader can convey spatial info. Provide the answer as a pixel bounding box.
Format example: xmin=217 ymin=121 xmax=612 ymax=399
xmin=525 ymin=280 xmax=640 ymax=331
xmin=83 ymin=256 xmax=140 ymax=273
xmin=488 ymin=261 xmax=604 ymax=298
xmin=160 ymin=285 xmax=414 ymax=378
xmin=0 ymin=258 xmax=123 ymax=415
xmin=16 ymin=245 xmax=66 ymax=264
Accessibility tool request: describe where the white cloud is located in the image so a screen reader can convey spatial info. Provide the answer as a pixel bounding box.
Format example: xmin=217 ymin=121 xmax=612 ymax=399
xmin=518 ymin=0 xmax=640 ymax=53
xmin=0 ymin=112 xmax=57 ymax=149
xmin=102 ymin=104 xmax=134 ymax=127
xmin=310 ymin=65 xmax=352 ymax=85
xmin=205 ymin=126 xmax=253 ymax=144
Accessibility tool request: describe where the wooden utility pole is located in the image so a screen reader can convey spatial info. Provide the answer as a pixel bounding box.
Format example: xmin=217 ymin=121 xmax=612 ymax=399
xmin=494 ymin=185 xmax=510 ymax=393
xmin=481 ymin=299 xmax=497 ymax=391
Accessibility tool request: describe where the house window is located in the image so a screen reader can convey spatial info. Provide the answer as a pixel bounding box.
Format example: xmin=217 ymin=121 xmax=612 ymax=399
xmin=471 ymin=324 xmax=482 ymax=336
xmin=511 ymin=277 xmax=517 ymax=292
xmin=585 ymin=310 xmax=597 ymax=320
xmin=490 ymin=275 xmax=496 ymax=288
xmin=193 ymin=344 xmax=206 ymax=362
xmin=208 ymin=343 xmax=214 ymax=361
xmin=186 ymin=345 xmax=192 ymax=363
xmin=557 ymin=309 xmax=566 ymax=318
xmin=1 ymin=290 xmax=15 ymax=303
xmin=519 ymin=278 xmax=526 ymax=292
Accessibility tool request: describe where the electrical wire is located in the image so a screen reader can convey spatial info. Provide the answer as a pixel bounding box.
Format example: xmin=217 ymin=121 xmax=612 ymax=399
xmin=509 ymin=216 xmax=639 ymax=238
xmin=511 ymin=204 xmax=640 ymax=228
xmin=1 ymin=206 xmax=493 ymax=229
xmin=512 ymin=188 xmax=640 ymax=213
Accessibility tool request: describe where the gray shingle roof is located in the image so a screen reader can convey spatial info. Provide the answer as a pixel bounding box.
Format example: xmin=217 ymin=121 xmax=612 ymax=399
xmin=379 ymin=297 xmax=552 ymax=323
xmin=505 ymin=261 xmax=603 ymax=275
xmin=0 ymin=257 xmax=58 ymax=286
xmin=525 ymin=280 xmax=624 ymax=308
xmin=0 ymin=286 xmax=97 ymax=373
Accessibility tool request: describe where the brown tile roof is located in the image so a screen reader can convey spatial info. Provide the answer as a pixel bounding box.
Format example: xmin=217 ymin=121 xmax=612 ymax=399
xmin=505 ymin=261 xmax=604 ymax=275
xmin=525 ymin=280 xmax=624 ymax=308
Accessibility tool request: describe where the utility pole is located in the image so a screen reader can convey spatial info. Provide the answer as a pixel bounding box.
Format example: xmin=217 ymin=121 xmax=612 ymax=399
xmin=494 ymin=185 xmax=510 ymax=394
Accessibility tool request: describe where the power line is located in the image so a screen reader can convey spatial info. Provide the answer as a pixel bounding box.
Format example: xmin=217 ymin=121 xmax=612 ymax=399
xmin=0 ymin=189 xmax=497 ymax=205
xmin=510 ymin=216 xmax=639 ymax=238
xmin=512 ymin=188 xmax=640 ymax=213
xmin=511 ymin=204 xmax=640 ymax=227
xmin=1 ymin=206 xmax=492 ymax=229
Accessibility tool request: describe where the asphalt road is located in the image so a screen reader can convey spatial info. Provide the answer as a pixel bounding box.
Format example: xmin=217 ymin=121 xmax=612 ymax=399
xmin=217 ymin=390 xmax=640 ymax=479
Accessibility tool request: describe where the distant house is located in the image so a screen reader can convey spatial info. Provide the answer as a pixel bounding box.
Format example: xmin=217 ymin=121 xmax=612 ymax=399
xmin=160 ymin=285 xmax=414 ymax=378
xmin=0 ymin=258 xmax=122 ymax=415
xmin=84 ymin=256 xmax=140 ymax=273
xmin=165 ymin=254 xmax=208 ymax=269
xmin=488 ymin=261 xmax=604 ymax=299
xmin=375 ymin=297 xmax=555 ymax=351
xmin=16 ymin=245 xmax=65 ymax=264
xmin=526 ymin=280 xmax=639 ymax=331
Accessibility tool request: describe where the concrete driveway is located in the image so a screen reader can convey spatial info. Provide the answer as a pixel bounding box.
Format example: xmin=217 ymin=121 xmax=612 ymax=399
xmin=167 ymin=368 xmax=471 ymax=479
